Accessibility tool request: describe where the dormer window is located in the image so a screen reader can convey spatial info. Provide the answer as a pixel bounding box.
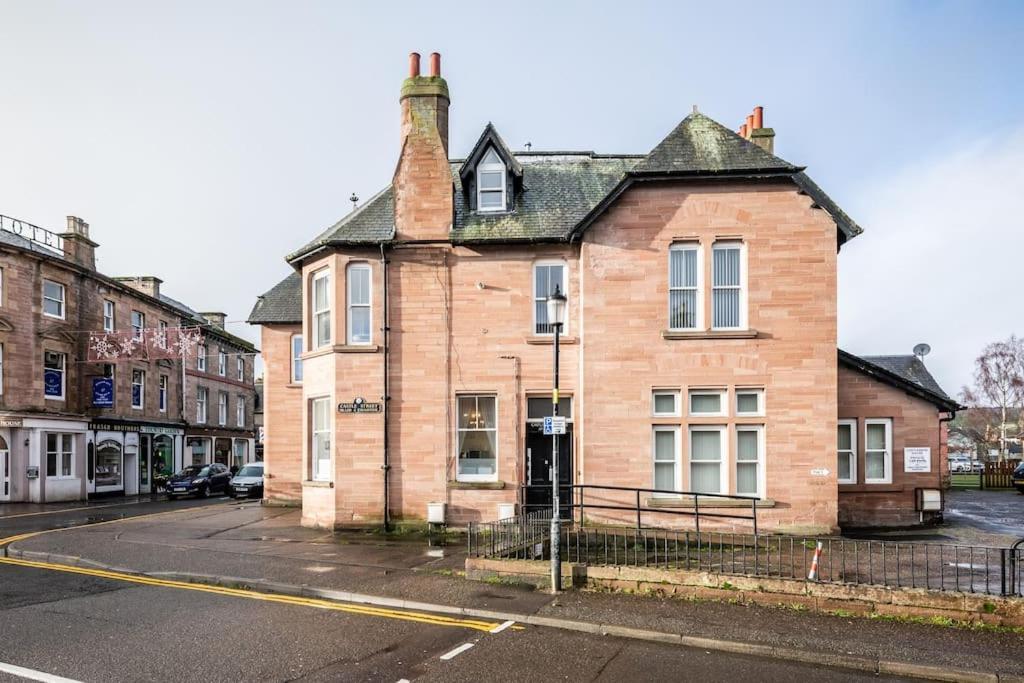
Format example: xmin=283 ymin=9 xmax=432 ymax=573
xmin=476 ymin=148 xmax=506 ymax=212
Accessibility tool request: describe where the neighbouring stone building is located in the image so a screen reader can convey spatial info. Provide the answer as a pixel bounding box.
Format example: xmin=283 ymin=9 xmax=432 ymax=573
xmin=248 ymin=53 xmax=959 ymax=532
xmin=0 ymin=214 xmax=258 ymax=503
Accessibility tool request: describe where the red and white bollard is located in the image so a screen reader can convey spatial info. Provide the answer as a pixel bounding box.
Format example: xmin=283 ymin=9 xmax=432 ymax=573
xmin=807 ymin=541 xmax=824 ymax=581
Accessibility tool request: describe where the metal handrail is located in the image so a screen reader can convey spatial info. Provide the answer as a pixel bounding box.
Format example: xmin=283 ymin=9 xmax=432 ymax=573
xmin=520 ymin=483 xmax=759 ymax=534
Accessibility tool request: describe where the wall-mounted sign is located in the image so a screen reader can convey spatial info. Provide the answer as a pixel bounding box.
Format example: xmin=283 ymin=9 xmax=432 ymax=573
xmin=810 ymin=468 xmax=831 ymax=477
xmin=26 ymin=466 xmax=39 ymax=479
xmin=904 ymin=447 xmax=932 ymax=473
xmin=92 ymin=377 xmax=114 ymax=408
xmin=338 ymin=397 xmax=382 ymax=413
xmin=139 ymin=425 xmax=185 ymax=436
xmin=543 ymin=416 xmax=567 ymax=435
xmin=44 ymin=369 xmax=62 ymax=397
xmin=89 ymin=422 xmax=140 ymax=433
xmin=0 ymin=417 xmax=23 ymax=427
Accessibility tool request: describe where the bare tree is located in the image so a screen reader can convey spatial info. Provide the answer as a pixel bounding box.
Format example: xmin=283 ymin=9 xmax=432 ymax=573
xmin=963 ymin=336 xmax=1024 ymax=461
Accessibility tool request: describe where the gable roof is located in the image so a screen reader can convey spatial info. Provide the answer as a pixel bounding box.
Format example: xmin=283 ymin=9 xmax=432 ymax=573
xmin=248 ymin=271 xmax=302 ymax=324
xmin=284 ymin=111 xmax=862 ymax=262
xmin=839 ymin=350 xmax=961 ymax=412
xmin=458 ymin=123 xmax=523 ymax=183
xmin=632 ymin=111 xmax=800 ymax=176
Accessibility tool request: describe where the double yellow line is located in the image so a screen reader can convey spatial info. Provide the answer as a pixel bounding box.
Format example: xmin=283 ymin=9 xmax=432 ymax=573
xmin=0 ymin=509 xmax=506 ymax=633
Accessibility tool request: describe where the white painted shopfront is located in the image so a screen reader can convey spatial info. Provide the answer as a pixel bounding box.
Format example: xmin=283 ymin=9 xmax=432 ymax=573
xmin=87 ymin=421 xmax=184 ymax=496
xmin=0 ymin=414 xmax=89 ymax=503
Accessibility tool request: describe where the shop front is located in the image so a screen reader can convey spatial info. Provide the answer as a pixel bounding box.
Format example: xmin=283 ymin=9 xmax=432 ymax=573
xmin=88 ymin=421 xmax=184 ymax=497
xmin=1 ymin=414 xmax=89 ymax=503
xmin=185 ymin=428 xmax=256 ymax=472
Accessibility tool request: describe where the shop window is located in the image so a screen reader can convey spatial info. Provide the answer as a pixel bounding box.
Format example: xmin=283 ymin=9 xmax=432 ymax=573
xmin=232 ymin=440 xmax=248 ymax=471
xmin=456 ymin=395 xmax=497 ymax=482
xmin=46 ymin=433 xmax=74 ymax=478
xmin=153 ymin=435 xmax=173 ymax=478
xmin=95 ymin=440 xmax=123 ymax=490
xmin=188 ymin=437 xmax=208 ymax=466
xmin=214 ymin=438 xmax=231 ymax=465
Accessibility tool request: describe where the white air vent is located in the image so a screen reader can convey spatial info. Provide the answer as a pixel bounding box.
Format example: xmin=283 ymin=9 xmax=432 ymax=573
xmin=427 ymin=502 xmax=446 ymax=524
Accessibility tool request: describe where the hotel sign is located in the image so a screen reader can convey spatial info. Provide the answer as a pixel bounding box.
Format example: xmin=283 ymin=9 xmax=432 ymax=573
xmin=338 ymin=397 xmax=382 ymax=414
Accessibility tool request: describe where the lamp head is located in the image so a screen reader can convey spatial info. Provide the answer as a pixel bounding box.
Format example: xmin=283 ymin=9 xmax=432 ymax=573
xmin=546 ymin=284 xmax=567 ymax=328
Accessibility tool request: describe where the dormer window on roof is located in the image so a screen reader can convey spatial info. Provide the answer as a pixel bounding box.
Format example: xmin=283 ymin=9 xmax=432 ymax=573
xmin=476 ymin=148 xmax=506 ymax=212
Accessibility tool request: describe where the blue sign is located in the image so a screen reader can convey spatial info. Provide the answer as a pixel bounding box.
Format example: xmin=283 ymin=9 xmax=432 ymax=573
xmin=93 ymin=377 xmax=114 ymax=407
xmin=543 ymin=416 xmax=566 ymax=435
xmin=44 ymin=369 xmax=63 ymax=397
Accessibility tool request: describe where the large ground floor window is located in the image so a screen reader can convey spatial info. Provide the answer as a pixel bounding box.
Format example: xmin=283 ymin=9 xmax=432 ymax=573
xmin=95 ymin=440 xmax=122 ymax=489
xmin=456 ymin=395 xmax=497 ymax=482
xmin=214 ymin=438 xmax=231 ymax=466
xmin=232 ymin=439 xmax=248 ymax=471
xmin=188 ymin=437 xmax=208 ymax=466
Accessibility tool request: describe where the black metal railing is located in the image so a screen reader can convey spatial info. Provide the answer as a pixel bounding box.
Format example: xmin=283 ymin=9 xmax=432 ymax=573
xmin=521 ymin=483 xmax=760 ymax=535
xmin=467 ymin=518 xmax=1024 ymax=598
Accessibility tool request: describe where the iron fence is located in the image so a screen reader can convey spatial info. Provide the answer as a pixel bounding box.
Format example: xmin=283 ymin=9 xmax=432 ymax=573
xmin=467 ymin=518 xmax=1024 ymax=598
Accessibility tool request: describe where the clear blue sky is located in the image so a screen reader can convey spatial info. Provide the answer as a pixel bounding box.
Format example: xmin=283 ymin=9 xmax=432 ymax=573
xmin=1 ymin=0 xmax=1022 ymax=392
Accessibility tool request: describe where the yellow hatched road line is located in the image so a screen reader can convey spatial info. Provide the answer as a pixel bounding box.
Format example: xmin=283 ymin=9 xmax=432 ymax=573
xmin=0 ymin=556 xmax=502 ymax=633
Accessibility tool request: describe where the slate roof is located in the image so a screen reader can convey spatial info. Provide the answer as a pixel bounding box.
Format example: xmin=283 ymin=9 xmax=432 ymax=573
xmin=248 ymin=271 xmax=302 ymax=324
xmin=839 ymin=350 xmax=961 ymax=411
xmin=283 ymin=111 xmax=861 ymax=260
xmin=632 ymin=112 xmax=799 ymax=175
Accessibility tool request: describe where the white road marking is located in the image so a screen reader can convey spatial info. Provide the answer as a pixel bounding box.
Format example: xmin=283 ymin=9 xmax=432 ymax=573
xmin=0 ymin=662 xmax=83 ymax=683
xmin=489 ymin=620 xmax=515 ymax=634
xmin=439 ymin=642 xmax=475 ymax=661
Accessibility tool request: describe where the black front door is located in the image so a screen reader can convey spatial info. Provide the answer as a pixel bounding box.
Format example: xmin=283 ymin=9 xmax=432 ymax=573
xmin=524 ymin=423 xmax=572 ymax=514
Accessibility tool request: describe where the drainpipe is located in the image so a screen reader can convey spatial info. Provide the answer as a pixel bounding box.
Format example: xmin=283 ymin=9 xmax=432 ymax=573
xmin=380 ymin=243 xmax=391 ymax=531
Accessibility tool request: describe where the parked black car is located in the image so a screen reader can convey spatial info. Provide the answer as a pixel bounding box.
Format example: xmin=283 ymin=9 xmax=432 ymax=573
xmin=226 ymin=463 xmax=264 ymax=499
xmin=166 ymin=463 xmax=232 ymax=499
xmin=1013 ymin=462 xmax=1024 ymax=494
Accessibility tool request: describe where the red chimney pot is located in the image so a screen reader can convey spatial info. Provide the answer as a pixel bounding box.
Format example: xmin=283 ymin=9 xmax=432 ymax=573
xmin=753 ymin=106 xmax=764 ymax=129
xmin=745 ymin=114 xmax=754 ymax=136
xmin=740 ymin=124 xmax=749 ymax=138
xmin=409 ymin=52 xmax=421 ymax=78
xmin=429 ymin=52 xmax=441 ymax=77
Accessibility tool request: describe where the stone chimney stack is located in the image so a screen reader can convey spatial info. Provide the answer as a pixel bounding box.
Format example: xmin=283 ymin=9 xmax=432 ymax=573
xmin=61 ymin=216 xmax=98 ymax=270
xmin=114 ymin=276 xmax=162 ymax=299
xmin=392 ymin=51 xmax=453 ymax=241
xmin=200 ymin=312 xmax=226 ymax=329
xmin=743 ymin=105 xmax=776 ymax=155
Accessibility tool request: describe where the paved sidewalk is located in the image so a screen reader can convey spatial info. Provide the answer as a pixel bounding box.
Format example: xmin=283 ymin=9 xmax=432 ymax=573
xmin=0 ymin=493 xmax=172 ymax=518
xmin=10 ymin=503 xmax=1024 ymax=679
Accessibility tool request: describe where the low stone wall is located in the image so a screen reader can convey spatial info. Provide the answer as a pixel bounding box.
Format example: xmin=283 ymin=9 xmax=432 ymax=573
xmin=466 ymin=557 xmax=1024 ymax=628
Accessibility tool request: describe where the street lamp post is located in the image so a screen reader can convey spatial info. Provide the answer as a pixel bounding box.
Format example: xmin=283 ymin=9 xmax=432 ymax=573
xmin=546 ymin=284 xmax=568 ymax=593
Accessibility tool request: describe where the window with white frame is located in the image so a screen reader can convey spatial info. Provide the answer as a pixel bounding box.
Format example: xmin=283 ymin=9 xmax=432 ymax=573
xmin=311 ymin=397 xmax=331 ymax=481
xmin=236 ymin=395 xmax=245 ymax=427
xmin=42 ymin=279 xmax=65 ymax=319
xmin=735 ymin=425 xmax=764 ymax=498
xmin=131 ymin=369 xmax=145 ymax=409
xmin=236 ymin=357 xmax=244 ymax=382
xmin=652 ymin=426 xmax=680 ymax=495
xmin=688 ymin=389 xmax=725 ymax=416
xmin=218 ymin=350 xmax=227 ymax=376
xmin=159 ymin=375 xmax=168 ymax=412
xmin=476 ymin=148 xmax=506 ymax=212
xmin=712 ymin=242 xmax=745 ymax=329
xmin=0 ymin=343 xmax=4 ymax=395
xmin=456 ymin=395 xmax=497 ymax=481
xmin=533 ymin=261 xmax=567 ymax=335
xmin=46 ymin=433 xmax=74 ymax=478
xmin=736 ymin=389 xmax=764 ymax=416
xmin=838 ymin=419 xmax=857 ymax=484
xmin=689 ymin=425 xmax=726 ymax=494
xmin=197 ymin=344 xmax=207 ymax=372
xmin=43 ymin=351 xmax=65 ymax=400
xmin=865 ymin=418 xmax=893 ymax=484
xmin=196 ymin=387 xmax=208 ymax=423
xmin=218 ymin=392 xmax=228 ymax=425
xmin=651 ymin=390 xmax=680 ymax=417
xmin=347 ymin=264 xmax=371 ymax=345
xmin=158 ymin=320 xmax=167 ymax=346
xmin=291 ymin=334 xmax=303 ymax=383
xmin=312 ymin=269 xmax=331 ymax=348
xmin=103 ymin=300 xmax=115 ymax=332
xmin=669 ymin=244 xmax=700 ymax=330
xmin=131 ymin=310 xmax=144 ymax=340
xmin=0 ymin=267 xmax=4 ymax=306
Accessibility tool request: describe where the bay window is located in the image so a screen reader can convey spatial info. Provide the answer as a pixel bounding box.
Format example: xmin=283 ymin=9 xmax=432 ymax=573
xmin=347 ymin=264 xmax=371 ymax=345
xmin=312 ymin=269 xmax=331 ymax=348
xmin=311 ymin=397 xmax=331 ymax=481
xmin=456 ymin=395 xmax=497 ymax=481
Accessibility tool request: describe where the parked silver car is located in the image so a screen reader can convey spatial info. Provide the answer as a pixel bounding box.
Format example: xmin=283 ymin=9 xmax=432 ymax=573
xmin=226 ymin=462 xmax=264 ymax=499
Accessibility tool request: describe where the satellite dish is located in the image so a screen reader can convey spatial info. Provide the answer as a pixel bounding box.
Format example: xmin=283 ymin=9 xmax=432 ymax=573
xmin=913 ymin=343 xmax=931 ymax=360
